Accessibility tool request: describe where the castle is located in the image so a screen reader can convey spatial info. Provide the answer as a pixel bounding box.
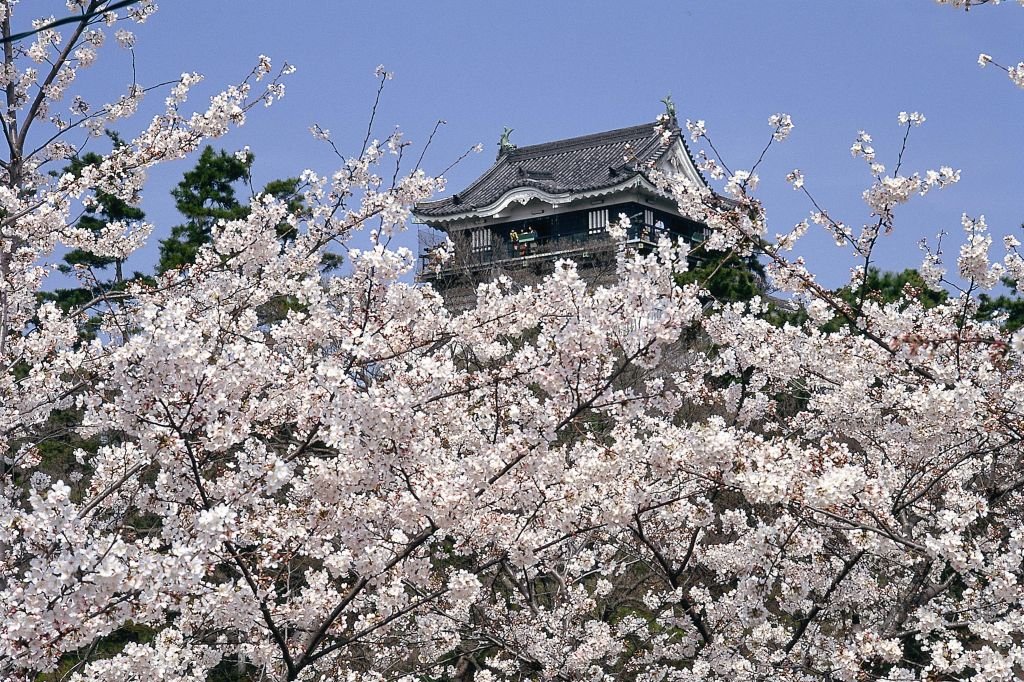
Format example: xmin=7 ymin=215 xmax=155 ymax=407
xmin=413 ymin=105 xmax=712 ymax=306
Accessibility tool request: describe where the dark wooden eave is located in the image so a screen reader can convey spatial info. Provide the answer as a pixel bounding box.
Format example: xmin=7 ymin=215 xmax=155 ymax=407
xmin=415 ymin=120 xmax=704 ymax=220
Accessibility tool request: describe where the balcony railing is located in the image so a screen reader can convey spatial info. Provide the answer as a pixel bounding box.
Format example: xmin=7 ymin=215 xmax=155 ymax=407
xmin=417 ymin=223 xmax=675 ymax=281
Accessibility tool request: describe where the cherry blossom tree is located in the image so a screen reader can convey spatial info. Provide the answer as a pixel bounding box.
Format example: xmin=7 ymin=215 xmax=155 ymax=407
xmin=2 ymin=3 xmax=1024 ymax=682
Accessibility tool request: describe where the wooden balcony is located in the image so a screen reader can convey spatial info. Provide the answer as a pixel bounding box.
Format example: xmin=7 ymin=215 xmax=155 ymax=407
xmin=417 ymin=224 xmax=677 ymax=285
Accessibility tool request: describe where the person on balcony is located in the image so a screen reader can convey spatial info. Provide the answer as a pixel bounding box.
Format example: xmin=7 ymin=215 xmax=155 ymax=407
xmin=520 ymin=226 xmax=537 ymax=255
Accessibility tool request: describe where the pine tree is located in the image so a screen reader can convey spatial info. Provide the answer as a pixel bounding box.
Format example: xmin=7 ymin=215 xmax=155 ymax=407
xmin=157 ymin=146 xmax=303 ymax=274
xmin=157 ymin=146 xmax=252 ymax=274
xmin=43 ymin=138 xmax=147 ymax=317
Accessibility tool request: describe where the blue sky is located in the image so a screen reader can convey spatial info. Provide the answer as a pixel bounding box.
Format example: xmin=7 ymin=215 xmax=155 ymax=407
xmin=34 ymin=1 xmax=1024 ymax=289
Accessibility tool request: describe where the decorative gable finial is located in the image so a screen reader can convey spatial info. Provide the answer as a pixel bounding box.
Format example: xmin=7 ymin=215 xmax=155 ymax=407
xmin=660 ymin=95 xmax=677 ymax=125
xmin=498 ymin=127 xmax=517 ymax=159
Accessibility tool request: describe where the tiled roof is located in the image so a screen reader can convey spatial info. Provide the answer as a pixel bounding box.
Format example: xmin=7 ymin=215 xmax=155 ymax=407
xmin=415 ymin=121 xmax=690 ymax=219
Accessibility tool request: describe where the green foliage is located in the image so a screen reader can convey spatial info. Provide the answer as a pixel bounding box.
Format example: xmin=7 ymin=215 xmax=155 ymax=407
xmin=39 ymin=286 xmax=94 ymax=315
xmin=35 ymin=623 xmax=156 ymax=682
xmin=821 ymin=268 xmax=947 ymax=333
xmin=32 ymin=407 xmax=101 ymax=489
xmin=261 ymin=176 xmax=304 ymax=244
xmin=673 ymin=247 xmax=807 ymax=328
xmin=976 ymin=277 xmax=1024 ymax=331
xmin=676 ymin=247 xmax=764 ymax=304
xmin=41 ymin=137 xmax=146 ymax=317
xmin=59 ymin=151 xmax=145 ymax=279
xmin=157 ymin=146 xmax=253 ymax=274
xmin=839 ymin=268 xmax=947 ymax=310
xmin=156 ymin=146 xmax=304 ymax=274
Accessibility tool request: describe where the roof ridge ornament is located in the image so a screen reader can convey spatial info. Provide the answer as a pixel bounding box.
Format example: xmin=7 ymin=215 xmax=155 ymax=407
xmin=497 ymin=127 xmax=517 ymax=159
xmin=660 ymin=94 xmax=678 ymax=126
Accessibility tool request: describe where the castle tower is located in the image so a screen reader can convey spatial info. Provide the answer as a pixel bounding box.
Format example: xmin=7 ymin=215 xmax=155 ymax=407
xmin=413 ymin=113 xmax=712 ymax=307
